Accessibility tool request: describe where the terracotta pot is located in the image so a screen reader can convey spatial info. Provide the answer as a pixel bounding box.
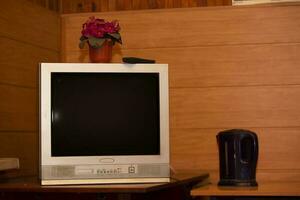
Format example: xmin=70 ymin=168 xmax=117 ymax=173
xmin=88 ymin=40 xmax=112 ymax=63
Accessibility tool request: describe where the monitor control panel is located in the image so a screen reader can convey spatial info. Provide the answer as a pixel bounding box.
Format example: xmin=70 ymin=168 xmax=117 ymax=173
xmin=75 ymin=164 xmax=138 ymax=176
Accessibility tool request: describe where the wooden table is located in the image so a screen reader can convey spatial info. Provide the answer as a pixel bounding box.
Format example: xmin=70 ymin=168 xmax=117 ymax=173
xmin=191 ymin=181 xmax=300 ymax=199
xmin=0 ymin=171 xmax=209 ymax=200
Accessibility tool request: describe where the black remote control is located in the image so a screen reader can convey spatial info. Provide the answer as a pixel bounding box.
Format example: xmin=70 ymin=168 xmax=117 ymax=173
xmin=122 ymin=57 xmax=156 ymax=64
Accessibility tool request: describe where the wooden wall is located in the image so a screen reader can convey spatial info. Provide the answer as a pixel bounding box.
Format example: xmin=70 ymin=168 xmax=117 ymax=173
xmin=0 ymin=0 xmax=60 ymax=178
xmin=25 ymin=0 xmax=232 ymax=14
xmin=60 ymin=0 xmax=231 ymax=13
xmin=26 ymin=0 xmax=61 ymax=12
xmin=61 ymin=3 xmax=300 ymax=182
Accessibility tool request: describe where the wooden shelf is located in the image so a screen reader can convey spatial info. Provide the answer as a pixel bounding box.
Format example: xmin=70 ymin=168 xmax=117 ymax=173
xmin=0 ymin=171 xmax=209 ymax=199
xmin=191 ymin=181 xmax=300 ymax=196
xmin=0 ymin=171 xmax=208 ymax=193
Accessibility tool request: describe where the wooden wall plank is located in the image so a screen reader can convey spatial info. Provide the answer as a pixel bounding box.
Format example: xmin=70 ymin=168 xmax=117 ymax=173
xmin=0 ymin=132 xmax=38 ymax=178
xmin=25 ymin=0 xmax=60 ymax=12
xmin=171 ymin=128 xmax=300 ymax=171
xmin=116 ymin=0 xmax=133 ymax=10
xmin=169 ymin=86 xmax=300 ymax=128
xmin=0 ymin=38 xmax=59 ymax=87
xmin=3 ymin=82 xmax=299 ymax=133
xmin=61 ymin=5 xmax=300 ymax=52
xmin=63 ymin=44 xmax=300 ymax=87
xmin=108 ymin=0 xmax=118 ymax=11
xmin=0 ymin=1 xmax=60 ymax=50
xmin=0 ymin=0 xmax=59 ymax=178
xmin=100 ymin=0 xmax=109 ymax=12
xmin=60 ymin=0 xmax=73 ymax=13
xmin=0 ymin=85 xmax=37 ymax=132
xmin=59 ymin=0 xmax=232 ymax=13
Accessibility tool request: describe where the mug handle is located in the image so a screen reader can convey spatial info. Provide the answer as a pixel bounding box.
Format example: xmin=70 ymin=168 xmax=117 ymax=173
xmin=240 ymin=132 xmax=258 ymax=164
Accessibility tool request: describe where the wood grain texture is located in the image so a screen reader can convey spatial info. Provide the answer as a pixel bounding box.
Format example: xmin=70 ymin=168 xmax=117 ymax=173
xmin=61 ymin=4 xmax=300 ymax=183
xmin=0 ymin=1 xmax=60 ymax=50
xmin=25 ymin=0 xmax=60 ymax=12
xmin=199 ymin=169 xmax=300 ymax=183
xmin=0 ymin=38 xmax=59 ymax=87
xmin=0 ymin=132 xmax=38 ymax=178
xmin=63 ymin=44 xmax=300 ymax=87
xmin=0 ymin=172 xmax=207 ymax=193
xmin=61 ymin=5 xmax=300 ymax=52
xmin=191 ymin=181 xmax=300 ymax=196
xmin=59 ymin=0 xmax=232 ymax=14
xmin=0 ymin=0 xmax=59 ymax=178
xmin=0 ymin=85 xmax=37 ymax=132
xmin=171 ymin=128 xmax=300 ymax=171
xmin=169 ymin=86 xmax=300 ymax=128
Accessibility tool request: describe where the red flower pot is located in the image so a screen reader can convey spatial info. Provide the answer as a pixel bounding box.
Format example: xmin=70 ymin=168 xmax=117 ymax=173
xmin=88 ymin=40 xmax=112 ymax=63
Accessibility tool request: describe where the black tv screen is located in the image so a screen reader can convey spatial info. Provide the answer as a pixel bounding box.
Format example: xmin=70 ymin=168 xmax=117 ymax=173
xmin=51 ymin=72 xmax=160 ymax=157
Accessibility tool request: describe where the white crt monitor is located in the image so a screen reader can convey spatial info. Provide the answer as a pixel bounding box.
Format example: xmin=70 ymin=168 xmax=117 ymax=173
xmin=39 ymin=63 xmax=170 ymax=185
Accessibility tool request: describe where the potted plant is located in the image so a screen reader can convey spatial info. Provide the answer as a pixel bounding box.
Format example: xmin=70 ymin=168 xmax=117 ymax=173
xmin=79 ymin=16 xmax=122 ymax=63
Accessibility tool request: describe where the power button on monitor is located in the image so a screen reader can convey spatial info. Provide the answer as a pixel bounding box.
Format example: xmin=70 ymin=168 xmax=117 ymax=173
xmin=128 ymin=166 xmax=136 ymax=173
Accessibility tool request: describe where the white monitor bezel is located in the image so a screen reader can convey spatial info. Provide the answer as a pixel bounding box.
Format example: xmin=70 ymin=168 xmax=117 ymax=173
xmin=40 ymin=63 xmax=169 ymax=166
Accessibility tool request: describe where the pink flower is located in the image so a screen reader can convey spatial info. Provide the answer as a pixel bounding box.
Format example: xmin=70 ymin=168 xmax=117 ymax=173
xmin=104 ymin=21 xmax=120 ymax=34
xmin=81 ymin=17 xmax=120 ymax=38
xmin=79 ymin=16 xmax=122 ymax=49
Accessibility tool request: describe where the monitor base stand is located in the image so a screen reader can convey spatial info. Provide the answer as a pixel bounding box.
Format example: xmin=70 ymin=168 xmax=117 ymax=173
xmin=41 ymin=177 xmax=171 ymax=185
